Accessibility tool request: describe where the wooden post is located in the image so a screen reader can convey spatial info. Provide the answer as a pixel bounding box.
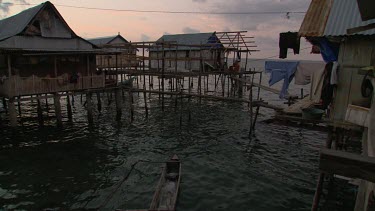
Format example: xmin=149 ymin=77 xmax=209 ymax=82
xmin=222 ymin=73 xmax=225 ymax=97
xmin=199 ymin=45 xmax=203 ymax=104
xmin=8 ymin=97 xmax=17 ymax=127
xmin=17 ymin=96 xmax=21 ymax=116
xmin=143 ymin=42 xmax=149 ymax=118
xmin=257 ymin=72 xmax=263 ymax=100
xmin=37 ymin=97 xmax=44 ymax=127
xmin=115 ymin=88 xmax=122 ymax=121
xmin=66 ymin=94 xmax=73 ymax=122
xmin=53 ymin=93 xmax=63 ymax=127
xmin=86 ymin=92 xmax=93 ymax=125
xmin=161 ymin=45 xmax=165 ymax=111
xmin=248 ymin=75 xmax=254 ymax=137
xmin=2 ymin=98 xmax=7 ymax=113
xmin=311 ymin=173 xmax=325 ymax=211
xmin=128 ymin=89 xmax=134 ymax=122
xmin=96 ymin=92 xmax=102 ymax=112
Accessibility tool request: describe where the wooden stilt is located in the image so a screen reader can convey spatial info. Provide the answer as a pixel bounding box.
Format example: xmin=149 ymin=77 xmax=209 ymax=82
xmin=71 ymin=94 xmax=75 ymax=106
xmin=248 ymin=75 xmax=254 ymax=137
xmin=17 ymin=96 xmax=21 ymax=116
xmin=311 ymin=173 xmax=325 ymax=211
xmin=188 ymin=96 xmax=192 ymax=122
xmin=66 ymin=94 xmax=73 ymax=122
xmin=45 ymin=94 xmax=49 ymax=110
xmin=179 ymin=92 xmax=183 ymax=128
xmin=2 ymin=97 xmax=7 ymax=112
xmin=161 ymin=45 xmax=165 ymax=111
xmin=86 ymin=92 xmax=93 ymax=125
xmin=252 ymin=105 xmax=260 ymax=130
xmin=53 ymin=93 xmax=63 ymax=127
xmin=37 ymin=97 xmax=44 ymax=126
xmin=115 ymin=89 xmax=122 ymax=121
xmin=128 ymin=90 xmax=134 ymax=122
xmin=8 ymin=97 xmax=17 ymax=127
xmin=96 ymin=92 xmax=102 ymax=112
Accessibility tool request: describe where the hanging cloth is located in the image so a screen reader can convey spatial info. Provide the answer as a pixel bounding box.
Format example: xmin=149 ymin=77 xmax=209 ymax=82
xmin=265 ymin=61 xmax=299 ymax=99
xmin=279 ymin=32 xmax=300 ymax=59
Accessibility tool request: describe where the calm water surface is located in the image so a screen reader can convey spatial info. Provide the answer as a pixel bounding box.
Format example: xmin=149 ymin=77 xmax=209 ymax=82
xmin=0 ymin=72 xmax=327 ymax=210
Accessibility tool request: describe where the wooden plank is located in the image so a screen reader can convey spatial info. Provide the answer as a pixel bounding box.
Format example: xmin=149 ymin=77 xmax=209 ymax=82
xmin=231 ymin=76 xmax=298 ymax=99
xmin=347 ymin=23 xmax=375 ymax=34
xmin=320 ymin=148 xmax=375 ymax=183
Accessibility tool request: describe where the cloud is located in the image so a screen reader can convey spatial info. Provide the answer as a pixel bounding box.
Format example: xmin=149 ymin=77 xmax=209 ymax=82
xmin=0 ymin=1 xmax=13 ymax=16
xmin=206 ymin=0 xmax=313 ymax=58
xmin=140 ymin=34 xmax=150 ymax=41
xmin=15 ymin=0 xmax=30 ymax=4
xmin=182 ymin=27 xmax=200 ymax=34
xmin=0 ymin=0 xmax=30 ymax=18
xmin=192 ymin=0 xmax=207 ymax=2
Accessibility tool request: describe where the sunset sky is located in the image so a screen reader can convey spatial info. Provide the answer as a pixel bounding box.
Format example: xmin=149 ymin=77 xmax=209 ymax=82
xmin=1 ymin=0 xmax=322 ymax=60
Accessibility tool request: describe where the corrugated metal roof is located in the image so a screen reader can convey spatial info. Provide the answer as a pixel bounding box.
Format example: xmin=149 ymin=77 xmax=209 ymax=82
xmin=324 ymin=0 xmax=375 ymax=36
xmin=299 ymin=0 xmax=375 ymax=37
xmin=299 ymin=0 xmax=333 ymax=37
xmin=88 ymin=35 xmax=128 ymax=46
xmin=152 ymin=32 xmax=222 ymax=51
xmin=0 ymin=3 xmax=44 ymax=41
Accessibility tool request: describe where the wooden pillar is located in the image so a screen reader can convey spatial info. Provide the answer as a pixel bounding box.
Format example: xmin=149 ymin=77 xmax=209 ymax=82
xmin=161 ymin=45 xmax=165 ymax=111
xmin=115 ymin=89 xmax=122 ymax=121
xmin=53 ymin=93 xmax=63 ymax=127
xmin=17 ymin=96 xmax=21 ymax=116
xmin=37 ymin=97 xmax=44 ymax=126
xmin=86 ymin=92 xmax=93 ymax=125
xmin=248 ymin=75 xmax=254 ymax=137
xmin=45 ymin=94 xmax=49 ymax=110
xmin=2 ymin=98 xmax=7 ymax=112
xmin=96 ymin=92 xmax=102 ymax=112
xmin=8 ymin=97 xmax=17 ymax=127
xmin=66 ymin=94 xmax=73 ymax=122
xmin=128 ymin=90 xmax=134 ymax=122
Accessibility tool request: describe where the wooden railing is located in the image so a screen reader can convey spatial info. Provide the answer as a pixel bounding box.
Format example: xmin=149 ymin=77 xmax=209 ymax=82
xmin=0 ymin=75 xmax=105 ymax=97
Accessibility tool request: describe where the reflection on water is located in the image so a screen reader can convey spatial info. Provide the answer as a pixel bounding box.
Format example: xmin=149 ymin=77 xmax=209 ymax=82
xmin=0 ymin=74 xmax=327 ymax=210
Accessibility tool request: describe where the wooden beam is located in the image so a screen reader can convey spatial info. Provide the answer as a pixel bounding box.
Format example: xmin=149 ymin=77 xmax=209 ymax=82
xmin=320 ymin=148 xmax=375 ymax=183
xmin=347 ymin=23 xmax=375 ymax=34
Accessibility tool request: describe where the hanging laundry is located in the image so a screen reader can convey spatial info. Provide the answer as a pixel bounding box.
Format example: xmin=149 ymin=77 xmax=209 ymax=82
xmin=279 ymin=32 xmax=300 ymax=59
xmin=265 ymin=61 xmax=299 ymax=99
xmin=330 ymin=62 xmax=339 ymax=85
xmin=295 ymin=62 xmax=326 ymax=85
xmin=320 ymin=62 xmax=335 ymax=109
xmin=317 ymin=38 xmax=339 ymax=63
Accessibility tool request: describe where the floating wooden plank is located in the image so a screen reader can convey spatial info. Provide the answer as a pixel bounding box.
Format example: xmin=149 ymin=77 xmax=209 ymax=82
xmin=320 ymin=148 xmax=375 ymax=183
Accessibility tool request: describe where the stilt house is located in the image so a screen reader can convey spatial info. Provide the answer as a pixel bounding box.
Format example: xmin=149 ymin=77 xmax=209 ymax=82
xmin=88 ymin=34 xmax=138 ymax=69
xmin=149 ymin=32 xmax=225 ymax=72
xmin=0 ymin=1 xmax=104 ymax=98
xmin=299 ymin=0 xmax=375 ymax=209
